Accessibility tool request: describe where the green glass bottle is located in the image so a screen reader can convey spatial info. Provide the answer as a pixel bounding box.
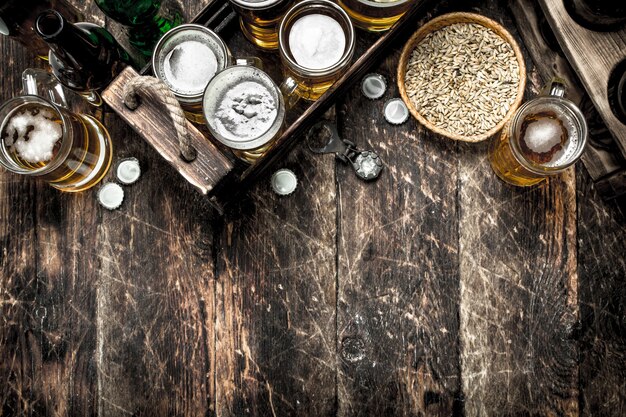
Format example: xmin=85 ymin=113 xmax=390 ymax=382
xmin=94 ymin=0 xmax=182 ymax=56
xmin=35 ymin=10 xmax=130 ymax=103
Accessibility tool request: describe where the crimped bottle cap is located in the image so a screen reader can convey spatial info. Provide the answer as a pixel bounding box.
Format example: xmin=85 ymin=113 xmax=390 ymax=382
xmin=361 ymin=73 xmax=387 ymax=100
xmin=98 ymin=183 xmax=124 ymax=210
xmin=384 ymin=98 xmax=409 ymax=125
xmin=271 ymin=169 xmax=297 ymax=196
xmin=116 ymin=158 xmax=141 ymax=185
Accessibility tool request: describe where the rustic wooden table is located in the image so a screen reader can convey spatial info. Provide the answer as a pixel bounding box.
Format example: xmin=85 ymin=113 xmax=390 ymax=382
xmin=1 ymin=0 xmax=625 ymax=416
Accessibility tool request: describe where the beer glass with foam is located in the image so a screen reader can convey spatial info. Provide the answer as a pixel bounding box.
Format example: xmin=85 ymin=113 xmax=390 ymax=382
xmin=278 ymin=0 xmax=355 ymax=101
xmin=0 ymin=69 xmax=113 ymax=192
xmin=488 ymin=80 xmax=588 ymax=186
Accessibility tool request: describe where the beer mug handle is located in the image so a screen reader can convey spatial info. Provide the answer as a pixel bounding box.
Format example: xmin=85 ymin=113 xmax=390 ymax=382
xmin=22 ymin=68 xmax=69 ymax=108
xmin=235 ymin=57 xmax=264 ymax=70
xmin=543 ymin=78 xmax=566 ymax=98
xmin=280 ymin=77 xmax=299 ymax=109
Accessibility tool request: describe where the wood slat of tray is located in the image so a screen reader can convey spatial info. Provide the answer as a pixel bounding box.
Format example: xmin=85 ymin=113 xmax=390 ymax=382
xmin=103 ymin=67 xmax=234 ymax=195
xmin=539 ymin=0 xmax=626 ymax=156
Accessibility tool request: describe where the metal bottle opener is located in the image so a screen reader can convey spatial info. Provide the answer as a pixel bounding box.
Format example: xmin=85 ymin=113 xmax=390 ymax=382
xmin=306 ymin=121 xmax=383 ymax=181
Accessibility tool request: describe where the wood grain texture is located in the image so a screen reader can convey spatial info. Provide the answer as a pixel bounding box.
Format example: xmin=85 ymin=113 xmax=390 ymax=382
xmin=215 ymin=143 xmax=337 ymax=417
xmin=335 ymin=39 xmax=461 ymax=416
xmin=459 ymin=64 xmax=579 ymax=417
xmin=94 ymin=111 xmax=218 ymax=417
xmin=102 ymin=66 xmax=234 ymax=196
xmin=538 ymin=0 xmax=626 ymax=157
xmin=1 ymin=3 xmax=104 ymax=415
xmin=576 ymin=173 xmax=626 ymax=416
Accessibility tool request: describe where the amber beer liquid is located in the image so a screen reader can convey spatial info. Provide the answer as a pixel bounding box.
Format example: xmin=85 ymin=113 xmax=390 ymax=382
xmin=0 ymin=96 xmax=112 ymax=192
xmin=338 ymin=0 xmax=413 ymax=32
xmin=228 ymin=0 xmax=294 ymax=50
xmin=488 ymin=82 xmax=587 ymax=187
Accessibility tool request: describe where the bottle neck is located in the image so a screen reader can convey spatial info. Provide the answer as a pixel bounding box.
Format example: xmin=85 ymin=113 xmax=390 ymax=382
xmin=36 ymin=10 xmax=99 ymax=60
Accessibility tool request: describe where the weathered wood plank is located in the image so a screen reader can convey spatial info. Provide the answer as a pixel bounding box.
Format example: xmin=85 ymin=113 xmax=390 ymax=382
xmin=458 ymin=59 xmax=579 ymax=417
xmin=335 ymin=40 xmax=462 ymax=415
xmin=576 ymin=173 xmax=626 ymax=416
xmin=214 ymin=143 xmax=337 ymax=416
xmin=1 ymin=2 xmax=105 ymax=414
xmin=95 ymin=111 xmax=217 ymax=417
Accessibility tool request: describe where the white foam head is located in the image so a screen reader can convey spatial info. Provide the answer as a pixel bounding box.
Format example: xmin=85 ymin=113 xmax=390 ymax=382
xmin=3 ymin=107 xmax=62 ymax=163
xmin=514 ymin=100 xmax=582 ymax=168
xmin=288 ymin=14 xmax=346 ymax=70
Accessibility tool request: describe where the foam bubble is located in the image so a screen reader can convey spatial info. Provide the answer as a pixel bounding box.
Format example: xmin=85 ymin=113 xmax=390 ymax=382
xmin=3 ymin=109 xmax=63 ymax=163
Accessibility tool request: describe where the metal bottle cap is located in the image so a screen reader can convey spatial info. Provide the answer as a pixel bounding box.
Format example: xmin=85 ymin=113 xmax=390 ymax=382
xmin=98 ymin=183 xmax=124 ymax=210
xmin=271 ymin=169 xmax=297 ymax=196
xmin=384 ymin=98 xmax=409 ymax=125
xmin=116 ymin=158 xmax=141 ymax=185
xmin=361 ymin=73 xmax=387 ymax=100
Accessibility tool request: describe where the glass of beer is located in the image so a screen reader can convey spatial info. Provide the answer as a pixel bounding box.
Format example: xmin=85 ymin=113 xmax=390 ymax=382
xmin=202 ymin=65 xmax=297 ymax=163
xmin=228 ymin=0 xmax=294 ymax=50
xmin=152 ymin=24 xmax=233 ymax=124
xmin=338 ymin=0 xmax=414 ymax=32
xmin=278 ymin=0 xmax=355 ymax=101
xmin=488 ymin=80 xmax=588 ymax=187
xmin=0 ymin=69 xmax=113 ymax=192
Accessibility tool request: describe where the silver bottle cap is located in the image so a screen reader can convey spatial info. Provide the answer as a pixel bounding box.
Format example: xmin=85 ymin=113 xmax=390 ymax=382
xmin=361 ymin=73 xmax=387 ymax=100
xmin=271 ymin=169 xmax=297 ymax=196
xmin=0 ymin=17 xmax=9 ymax=36
xmin=98 ymin=183 xmax=124 ymax=210
xmin=116 ymin=158 xmax=141 ymax=185
xmin=384 ymin=98 xmax=409 ymax=125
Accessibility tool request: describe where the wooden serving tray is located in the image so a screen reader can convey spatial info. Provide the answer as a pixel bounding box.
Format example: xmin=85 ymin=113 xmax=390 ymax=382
xmin=103 ymin=0 xmax=437 ymax=212
xmin=539 ymin=0 xmax=626 ymax=158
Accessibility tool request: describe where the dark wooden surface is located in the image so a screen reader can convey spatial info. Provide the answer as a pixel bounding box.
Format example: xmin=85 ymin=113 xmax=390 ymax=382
xmin=1 ymin=0 xmax=625 ymax=416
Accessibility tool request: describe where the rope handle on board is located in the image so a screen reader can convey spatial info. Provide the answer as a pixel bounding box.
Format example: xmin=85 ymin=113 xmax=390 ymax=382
xmin=123 ymin=76 xmax=197 ymax=162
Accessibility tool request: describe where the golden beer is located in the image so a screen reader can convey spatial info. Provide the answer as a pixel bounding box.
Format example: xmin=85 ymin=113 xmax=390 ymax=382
xmin=228 ymin=0 xmax=294 ymax=50
xmin=338 ymin=0 xmax=414 ymax=32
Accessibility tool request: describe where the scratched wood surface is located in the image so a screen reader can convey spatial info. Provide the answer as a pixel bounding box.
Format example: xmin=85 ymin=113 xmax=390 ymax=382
xmin=1 ymin=0 xmax=625 ymax=416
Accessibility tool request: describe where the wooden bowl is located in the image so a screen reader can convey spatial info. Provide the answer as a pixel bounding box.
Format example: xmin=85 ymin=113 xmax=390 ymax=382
xmin=397 ymin=12 xmax=527 ymax=142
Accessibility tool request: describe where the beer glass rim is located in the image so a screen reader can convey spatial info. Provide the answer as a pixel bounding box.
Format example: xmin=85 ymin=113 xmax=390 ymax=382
xmin=152 ymin=24 xmax=231 ymax=103
xmin=202 ymin=65 xmax=285 ymax=151
xmin=508 ymin=96 xmax=588 ymax=174
xmin=228 ymin=0 xmax=285 ymax=11
xmin=0 ymin=95 xmax=72 ymax=176
xmin=345 ymin=0 xmax=413 ymax=7
xmin=278 ymin=0 xmax=356 ymax=76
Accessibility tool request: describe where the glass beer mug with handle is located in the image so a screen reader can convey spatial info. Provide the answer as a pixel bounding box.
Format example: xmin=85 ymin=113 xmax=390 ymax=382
xmin=488 ymin=79 xmax=588 ymax=187
xmin=0 ymin=69 xmax=113 ymax=192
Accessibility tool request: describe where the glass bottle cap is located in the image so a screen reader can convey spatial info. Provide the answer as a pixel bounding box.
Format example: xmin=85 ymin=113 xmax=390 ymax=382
xmin=98 ymin=183 xmax=124 ymax=210
xmin=384 ymin=98 xmax=409 ymax=125
xmin=116 ymin=158 xmax=141 ymax=185
xmin=361 ymin=73 xmax=386 ymax=100
xmin=271 ymin=169 xmax=297 ymax=196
